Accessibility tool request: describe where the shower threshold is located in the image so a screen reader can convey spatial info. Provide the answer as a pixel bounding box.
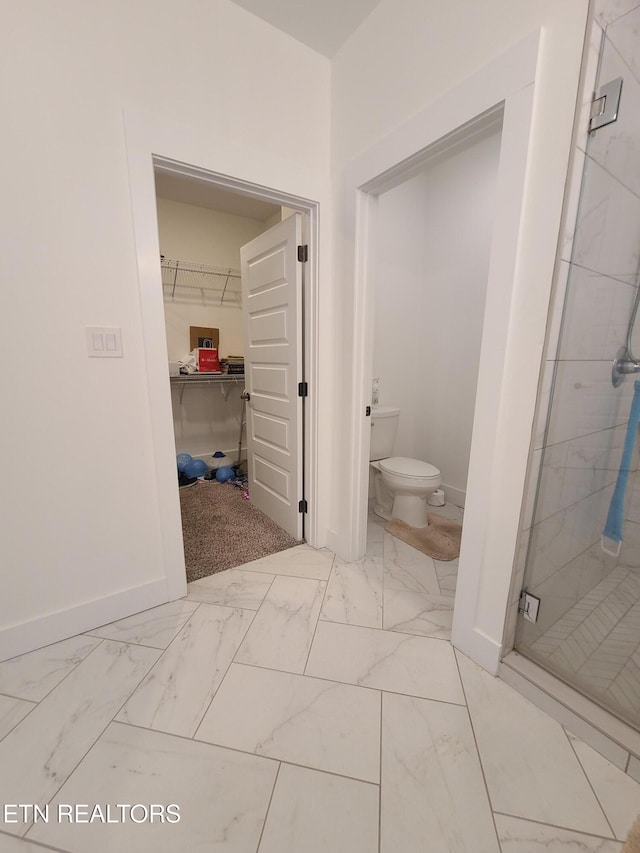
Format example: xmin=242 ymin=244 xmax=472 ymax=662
xmin=499 ymin=651 xmax=640 ymax=782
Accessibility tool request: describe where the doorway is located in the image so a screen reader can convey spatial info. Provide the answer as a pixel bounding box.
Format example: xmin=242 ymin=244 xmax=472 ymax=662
xmin=154 ymin=170 xmax=308 ymax=580
xmin=124 ymin=106 xmax=322 ymax=605
xmin=362 ymin=114 xmax=503 ymax=627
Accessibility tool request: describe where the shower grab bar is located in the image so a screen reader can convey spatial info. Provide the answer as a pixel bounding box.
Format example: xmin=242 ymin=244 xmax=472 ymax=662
xmin=612 ymin=347 xmax=640 ymax=387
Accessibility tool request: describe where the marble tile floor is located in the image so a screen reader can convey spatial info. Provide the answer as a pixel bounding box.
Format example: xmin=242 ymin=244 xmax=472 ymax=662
xmin=0 ymin=508 xmax=638 ymax=852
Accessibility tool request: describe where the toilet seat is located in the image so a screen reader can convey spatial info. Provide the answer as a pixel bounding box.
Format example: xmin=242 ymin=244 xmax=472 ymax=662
xmin=379 ymin=456 xmax=440 ymax=480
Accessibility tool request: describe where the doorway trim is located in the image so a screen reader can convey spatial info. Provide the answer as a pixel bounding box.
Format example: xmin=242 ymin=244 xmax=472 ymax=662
xmin=341 ymin=29 xmax=581 ymax=673
xmin=123 ymin=109 xmax=322 ymax=603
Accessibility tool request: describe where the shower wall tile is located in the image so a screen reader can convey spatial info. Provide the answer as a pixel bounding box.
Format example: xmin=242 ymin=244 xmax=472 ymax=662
xmin=561 ymin=427 xmax=625 ymax=508
xmin=526 ymin=509 xmax=581 ymax=591
xmin=521 ymin=553 xmax=585 ymax=645
xmin=578 ymin=542 xmax=619 ymax=600
xmin=624 ymin=471 xmax=640 ymax=523
xmin=558 ymin=267 xmax=634 ymax=362
xmin=606 ymin=3 xmax=640 ymax=83
xmin=527 ymin=485 xmax=615 ymax=598
xmin=571 ymin=155 xmax=640 ymax=285
xmin=546 ymin=360 xmax=634 ymax=446
xmin=595 ymin=0 xmax=640 ymax=28
xmin=619 ymin=520 xmax=640 ymax=567
xmin=589 ymin=30 xmax=640 ymax=198
xmin=534 ymin=442 xmax=569 ymax=522
xmin=572 ymin=483 xmax=614 ymax=553
xmin=535 ymin=428 xmax=625 ymax=525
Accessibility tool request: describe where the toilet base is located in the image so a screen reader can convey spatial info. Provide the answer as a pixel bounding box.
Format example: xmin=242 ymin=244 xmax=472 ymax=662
xmin=392 ymin=494 xmax=429 ymax=528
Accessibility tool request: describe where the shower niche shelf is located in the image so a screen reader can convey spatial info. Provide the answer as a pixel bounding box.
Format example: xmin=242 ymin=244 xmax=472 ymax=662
xmin=161 ymin=257 xmax=242 ymax=306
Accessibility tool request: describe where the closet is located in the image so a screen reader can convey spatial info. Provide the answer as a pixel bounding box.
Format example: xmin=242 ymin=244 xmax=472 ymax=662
xmin=154 ymin=170 xmax=281 ymax=469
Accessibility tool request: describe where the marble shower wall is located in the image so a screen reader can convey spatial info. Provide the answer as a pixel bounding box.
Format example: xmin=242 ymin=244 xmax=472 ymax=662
xmin=507 ymin=1 xmax=640 ymax=650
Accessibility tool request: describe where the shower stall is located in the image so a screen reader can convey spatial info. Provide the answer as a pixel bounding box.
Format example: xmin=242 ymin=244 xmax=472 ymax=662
xmin=514 ymin=1 xmax=640 ymax=735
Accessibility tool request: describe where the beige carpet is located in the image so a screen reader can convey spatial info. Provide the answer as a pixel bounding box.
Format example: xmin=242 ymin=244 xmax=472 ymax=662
xmin=179 ymin=480 xmax=299 ymax=582
xmin=385 ymin=512 xmax=462 ymax=561
xmin=624 ymin=816 xmax=640 ymax=852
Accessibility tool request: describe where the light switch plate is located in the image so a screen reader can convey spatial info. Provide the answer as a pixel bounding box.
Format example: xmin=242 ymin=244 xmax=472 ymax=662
xmin=86 ymin=327 xmax=123 ymax=358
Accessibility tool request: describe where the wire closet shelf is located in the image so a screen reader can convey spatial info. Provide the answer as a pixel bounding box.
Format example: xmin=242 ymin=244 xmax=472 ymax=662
xmin=161 ymin=257 xmax=242 ymax=306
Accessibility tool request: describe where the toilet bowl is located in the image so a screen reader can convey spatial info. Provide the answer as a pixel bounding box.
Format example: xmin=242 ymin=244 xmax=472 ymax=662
xmin=370 ymin=406 xmax=441 ymax=528
xmin=371 ymin=457 xmax=441 ymax=527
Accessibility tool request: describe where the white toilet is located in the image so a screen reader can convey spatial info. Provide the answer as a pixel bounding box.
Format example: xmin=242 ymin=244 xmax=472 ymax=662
xmin=370 ymin=406 xmax=441 ymax=528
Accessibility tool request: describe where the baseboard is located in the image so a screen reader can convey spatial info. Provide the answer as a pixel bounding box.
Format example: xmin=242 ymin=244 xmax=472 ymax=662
xmin=442 ymin=482 xmax=466 ymax=508
xmin=0 ymin=579 xmax=170 ymax=662
xmin=323 ymin=528 xmax=341 ymax=556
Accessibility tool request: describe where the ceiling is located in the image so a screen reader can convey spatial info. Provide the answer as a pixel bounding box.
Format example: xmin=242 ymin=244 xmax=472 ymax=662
xmin=154 ymin=170 xmax=281 ymax=221
xmin=231 ymin=0 xmax=383 ymax=57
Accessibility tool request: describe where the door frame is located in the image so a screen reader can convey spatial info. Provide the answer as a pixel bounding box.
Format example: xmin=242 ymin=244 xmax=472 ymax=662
xmin=123 ymin=109 xmax=321 ymax=602
xmin=340 ymin=28 xmax=585 ymax=673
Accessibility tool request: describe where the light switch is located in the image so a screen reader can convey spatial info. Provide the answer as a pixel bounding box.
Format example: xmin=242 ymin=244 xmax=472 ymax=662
xmin=86 ymin=327 xmax=123 ymax=358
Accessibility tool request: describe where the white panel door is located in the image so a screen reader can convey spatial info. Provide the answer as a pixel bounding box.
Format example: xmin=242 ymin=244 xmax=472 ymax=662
xmin=241 ymin=213 xmax=303 ymax=540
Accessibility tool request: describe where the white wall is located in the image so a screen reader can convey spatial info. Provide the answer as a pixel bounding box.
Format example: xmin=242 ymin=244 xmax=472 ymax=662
xmin=157 ymin=197 xmax=268 ymax=360
xmin=373 ymin=128 xmax=502 ymax=504
xmin=0 ymin=0 xmax=330 ymax=658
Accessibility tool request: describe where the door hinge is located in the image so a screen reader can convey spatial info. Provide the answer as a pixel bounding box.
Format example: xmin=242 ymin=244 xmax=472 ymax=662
xmin=297 ymin=244 xmax=308 ymax=263
xmin=518 ymin=590 xmax=541 ymax=623
xmin=298 ymin=499 xmax=308 ymax=513
xmin=298 ymin=381 xmax=308 ymax=397
xmin=365 ymin=405 xmax=371 ymax=416
xmin=589 ymin=77 xmax=623 ymax=133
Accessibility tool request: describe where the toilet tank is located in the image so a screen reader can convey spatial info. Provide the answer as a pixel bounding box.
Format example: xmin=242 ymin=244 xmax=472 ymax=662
xmin=370 ymin=406 xmax=400 ymax=460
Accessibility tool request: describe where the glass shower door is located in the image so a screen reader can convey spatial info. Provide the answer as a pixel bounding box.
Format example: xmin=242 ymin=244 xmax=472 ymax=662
xmin=515 ymin=4 xmax=640 ymax=730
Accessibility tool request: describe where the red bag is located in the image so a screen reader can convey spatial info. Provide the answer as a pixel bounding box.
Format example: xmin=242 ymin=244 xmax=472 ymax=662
xmin=196 ymin=347 xmax=221 ymax=373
